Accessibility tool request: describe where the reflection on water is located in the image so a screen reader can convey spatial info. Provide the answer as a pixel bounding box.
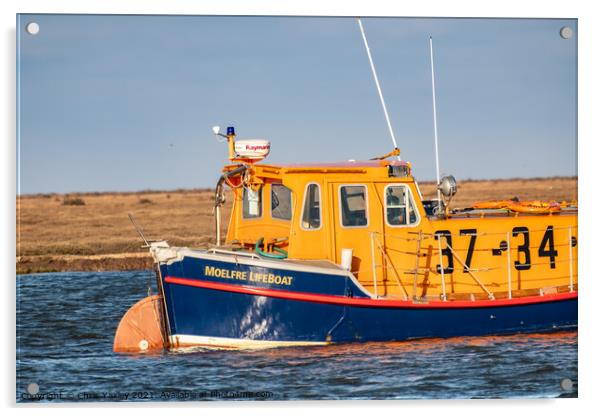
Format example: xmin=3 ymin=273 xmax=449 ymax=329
xmin=17 ymin=271 xmax=577 ymax=401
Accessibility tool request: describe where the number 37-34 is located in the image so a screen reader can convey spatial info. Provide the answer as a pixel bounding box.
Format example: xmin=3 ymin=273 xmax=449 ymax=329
xmin=434 ymin=226 xmax=573 ymax=274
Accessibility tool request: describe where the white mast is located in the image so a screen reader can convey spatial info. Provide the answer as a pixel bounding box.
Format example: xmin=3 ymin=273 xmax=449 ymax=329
xmin=357 ymin=18 xmax=401 ymax=161
xmin=429 ymin=36 xmax=442 ymax=203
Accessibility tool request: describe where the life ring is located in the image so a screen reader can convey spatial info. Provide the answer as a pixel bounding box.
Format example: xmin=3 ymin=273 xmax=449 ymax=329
xmin=472 ymin=200 xmax=512 ymax=209
xmin=507 ymin=200 xmax=561 ymax=214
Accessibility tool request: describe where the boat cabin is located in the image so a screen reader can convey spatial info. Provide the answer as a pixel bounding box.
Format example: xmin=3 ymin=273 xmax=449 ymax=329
xmin=208 ymin=127 xmax=577 ymax=302
xmin=217 ymin=159 xmax=577 ymax=302
xmin=224 ymin=159 xmax=417 ymax=259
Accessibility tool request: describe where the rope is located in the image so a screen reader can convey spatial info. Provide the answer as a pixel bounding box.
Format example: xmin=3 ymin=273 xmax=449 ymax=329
xmin=356 ymin=263 xmax=575 ymax=287
xmin=407 ymin=226 xmax=579 ymax=239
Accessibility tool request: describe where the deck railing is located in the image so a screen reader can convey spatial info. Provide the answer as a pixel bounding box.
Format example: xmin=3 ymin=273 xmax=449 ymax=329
xmin=367 ymin=225 xmax=577 ymax=301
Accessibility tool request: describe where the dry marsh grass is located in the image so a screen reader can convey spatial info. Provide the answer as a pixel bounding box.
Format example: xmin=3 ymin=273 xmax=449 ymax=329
xmin=17 ymin=189 xmax=227 ymax=257
xmin=419 ymin=177 xmax=577 ymax=207
xmin=16 ymin=177 xmax=577 ymax=273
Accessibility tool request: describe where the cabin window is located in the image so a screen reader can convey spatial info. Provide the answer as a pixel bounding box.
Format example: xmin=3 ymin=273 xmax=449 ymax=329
xmin=301 ymin=183 xmax=321 ymax=230
xmin=271 ymin=184 xmax=292 ymax=221
xmin=242 ymin=186 xmax=263 ymax=219
xmin=385 ymin=184 xmax=419 ymax=226
xmin=340 ymin=185 xmax=368 ymax=227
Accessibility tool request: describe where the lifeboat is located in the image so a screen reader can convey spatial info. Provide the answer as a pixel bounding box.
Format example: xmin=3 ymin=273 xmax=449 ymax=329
xmin=114 ymin=126 xmax=577 ymax=352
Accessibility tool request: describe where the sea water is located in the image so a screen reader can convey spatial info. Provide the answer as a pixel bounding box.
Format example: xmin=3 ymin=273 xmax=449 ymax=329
xmin=16 ymin=271 xmax=577 ymax=402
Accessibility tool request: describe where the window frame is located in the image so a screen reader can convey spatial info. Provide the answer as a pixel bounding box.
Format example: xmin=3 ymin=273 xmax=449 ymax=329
xmin=300 ymin=182 xmax=322 ymax=231
xmin=270 ymin=183 xmax=293 ymax=222
xmin=338 ymin=184 xmax=370 ymax=229
xmin=383 ymin=183 xmax=421 ymax=228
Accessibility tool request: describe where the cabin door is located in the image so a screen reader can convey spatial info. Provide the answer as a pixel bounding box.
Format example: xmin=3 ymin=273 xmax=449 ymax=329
xmin=330 ymin=183 xmax=384 ymax=296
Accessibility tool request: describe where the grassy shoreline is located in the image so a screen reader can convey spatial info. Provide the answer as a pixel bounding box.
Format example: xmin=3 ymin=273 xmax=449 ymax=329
xmin=16 ymin=177 xmax=577 ymax=274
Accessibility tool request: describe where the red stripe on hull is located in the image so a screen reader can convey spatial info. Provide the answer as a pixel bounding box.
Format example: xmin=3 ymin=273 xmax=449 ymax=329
xmin=164 ymin=276 xmax=577 ymax=309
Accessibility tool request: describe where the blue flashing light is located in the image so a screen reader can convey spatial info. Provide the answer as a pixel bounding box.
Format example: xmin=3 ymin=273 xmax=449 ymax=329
xmin=227 ymin=126 xmax=235 ymax=136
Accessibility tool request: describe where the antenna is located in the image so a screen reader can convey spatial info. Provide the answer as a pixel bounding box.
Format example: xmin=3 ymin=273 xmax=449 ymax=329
xmin=357 ymin=18 xmax=401 ymax=161
xmin=128 ymin=213 xmax=150 ymax=247
xmin=429 ymin=36 xmax=442 ymax=204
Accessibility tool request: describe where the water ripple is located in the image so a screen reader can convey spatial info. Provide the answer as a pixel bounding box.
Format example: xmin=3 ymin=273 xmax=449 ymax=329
xmin=17 ymin=271 xmax=578 ymax=402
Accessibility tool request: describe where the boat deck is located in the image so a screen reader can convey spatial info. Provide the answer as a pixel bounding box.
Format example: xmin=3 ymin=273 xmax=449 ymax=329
xmin=283 ymin=258 xmax=343 ymax=270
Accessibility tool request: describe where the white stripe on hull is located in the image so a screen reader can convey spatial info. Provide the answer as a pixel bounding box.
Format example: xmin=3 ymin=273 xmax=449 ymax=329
xmin=169 ymin=334 xmax=328 ymax=350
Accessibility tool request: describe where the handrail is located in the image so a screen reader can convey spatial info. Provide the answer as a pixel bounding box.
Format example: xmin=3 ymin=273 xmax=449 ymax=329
xmin=446 ymin=244 xmax=494 ymax=300
xmin=506 ymin=231 xmax=512 ymax=299
xmin=365 ymin=226 xmax=577 ymax=301
xmin=436 ymin=235 xmax=447 ymax=301
xmin=569 ymin=225 xmax=574 ymax=292
xmin=355 ymin=255 xmax=578 ymax=278
xmin=373 ymin=235 xmax=409 ymax=300
xmin=370 ymin=232 xmax=378 ymax=298
xmin=406 ymin=225 xmax=579 ymax=239
xmin=412 ymin=231 xmax=423 ymax=300
xmin=214 ymin=164 xmax=248 ymax=246
xmin=207 ymin=247 xmax=261 ymax=259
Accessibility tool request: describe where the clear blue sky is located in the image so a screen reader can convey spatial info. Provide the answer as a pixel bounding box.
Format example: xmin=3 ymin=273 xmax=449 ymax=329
xmin=17 ymin=15 xmax=577 ymax=194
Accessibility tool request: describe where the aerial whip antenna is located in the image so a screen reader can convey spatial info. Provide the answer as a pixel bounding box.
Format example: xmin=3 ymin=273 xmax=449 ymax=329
xmin=357 ymin=18 xmax=401 ymax=161
xmin=128 ymin=213 xmax=150 ymax=247
xmin=429 ymin=36 xmax=442 ymax=204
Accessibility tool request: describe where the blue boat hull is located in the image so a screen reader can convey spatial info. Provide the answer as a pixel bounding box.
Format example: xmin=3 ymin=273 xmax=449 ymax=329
xmin=158 ymin=254 xmax=577 ymax=348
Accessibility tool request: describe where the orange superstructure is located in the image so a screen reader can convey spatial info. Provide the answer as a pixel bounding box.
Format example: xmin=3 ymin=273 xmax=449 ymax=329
xmin=217 ymin=157 xmax=577 ymax=301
